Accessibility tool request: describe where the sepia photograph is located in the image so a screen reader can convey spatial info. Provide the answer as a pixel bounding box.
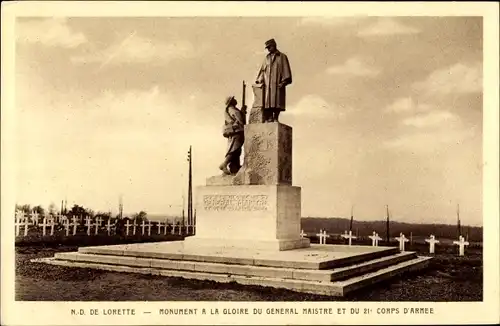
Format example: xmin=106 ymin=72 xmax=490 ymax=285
xmin=1 ymin=2 xmax=499 ymax=325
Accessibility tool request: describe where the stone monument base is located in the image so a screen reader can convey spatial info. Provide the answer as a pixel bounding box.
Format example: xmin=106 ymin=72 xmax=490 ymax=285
xmin=35 ymin=242 xmax=432 ymax=297
xmin=185 ymin=184 xmax=310 ymax=251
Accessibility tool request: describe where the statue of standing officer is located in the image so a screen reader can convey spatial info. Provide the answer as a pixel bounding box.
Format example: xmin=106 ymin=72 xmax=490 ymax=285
xmin=255 ymin=38 xmax=293 ymax=123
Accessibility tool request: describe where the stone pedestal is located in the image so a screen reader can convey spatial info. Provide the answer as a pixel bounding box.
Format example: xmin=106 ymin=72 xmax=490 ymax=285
xmin=206 ymin=123 xmax=292 ymax=186
xmin=192 ymin=122 xmax=309 ymax=251
xmin=241 ymin=123 xmax=292 ymax=185
xmin=184 ymin=185 xmax=309 ymax=251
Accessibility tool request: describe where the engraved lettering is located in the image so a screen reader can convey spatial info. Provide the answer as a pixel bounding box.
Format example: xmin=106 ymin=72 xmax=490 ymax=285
xmin=203 ymin=195 xmax=268 ymax=211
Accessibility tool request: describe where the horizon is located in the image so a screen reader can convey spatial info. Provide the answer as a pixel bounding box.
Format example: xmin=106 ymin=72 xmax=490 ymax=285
xmin=13 ymin=17 xmax=483 ymax=226
xmin=13 ymin=203 xmax=482 ymax=228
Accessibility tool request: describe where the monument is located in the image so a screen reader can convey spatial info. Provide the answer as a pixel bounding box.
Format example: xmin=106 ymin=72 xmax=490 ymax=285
xmin=192 ymin=38 xmax=305 ymax=251
xmin=35 ymin=39 xmax=432 ymax=297
xmin=186 ymin=87 xmax=308 ymax=251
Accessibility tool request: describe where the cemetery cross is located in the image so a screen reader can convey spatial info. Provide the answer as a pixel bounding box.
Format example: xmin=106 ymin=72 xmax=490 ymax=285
xmin=395 ymin=233 xmax=409 ymax=252
xmin=341 ymin=230 xmax=357 ymax=246
xmin=425 ymin=234 xmax=440 ymax=254
xmin=453 ymin=235 xmax=469 ymax=257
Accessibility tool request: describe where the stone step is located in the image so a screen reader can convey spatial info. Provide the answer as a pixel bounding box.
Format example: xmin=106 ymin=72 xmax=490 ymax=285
xmin=55 ymin=252 xmax=327 ymax=281
xmin=33 ymin=255 xmax=432 ymax=297
xmin=77 ymin=242 xmax=400 ymax=270
xmin=328 ymin=251 xmax=417 ymax=281
xmin=337 ymin=256 xmax=432 ymax=295
xmin=54 ymin=250 xmax=418 ymax=283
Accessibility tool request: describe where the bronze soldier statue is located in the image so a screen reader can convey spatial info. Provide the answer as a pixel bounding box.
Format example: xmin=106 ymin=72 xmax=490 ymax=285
xmin=219 ymin=95 xmax=247 ymax=175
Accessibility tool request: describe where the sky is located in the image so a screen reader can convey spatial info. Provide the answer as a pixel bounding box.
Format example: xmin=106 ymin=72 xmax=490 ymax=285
xmin=13 ymin=16 xmax=483 ymax=225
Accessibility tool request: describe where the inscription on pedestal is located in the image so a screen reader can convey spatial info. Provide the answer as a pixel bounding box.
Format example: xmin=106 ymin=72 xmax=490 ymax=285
xmin=203 ymin=195 xmax=268 ymax=211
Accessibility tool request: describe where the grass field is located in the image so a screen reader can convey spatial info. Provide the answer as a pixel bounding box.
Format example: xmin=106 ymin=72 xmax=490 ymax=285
xmin=15 ymin=240 xmax=482 ymax=301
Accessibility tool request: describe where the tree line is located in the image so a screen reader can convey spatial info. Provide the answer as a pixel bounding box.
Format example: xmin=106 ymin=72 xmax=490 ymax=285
xmin=301 ymin=217 xmax=482 ymax=242
xmin=15 ymin=203 xmax=149 ymax=223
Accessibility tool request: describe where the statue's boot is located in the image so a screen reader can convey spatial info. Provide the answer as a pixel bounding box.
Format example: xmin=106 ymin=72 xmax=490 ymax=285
xmin=218 ymin=163 xmax=231 ymax=175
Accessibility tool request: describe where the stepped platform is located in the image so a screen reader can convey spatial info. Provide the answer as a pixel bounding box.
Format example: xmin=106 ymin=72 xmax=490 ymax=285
xmin=33 ymin=241 xmax=432 ymax=297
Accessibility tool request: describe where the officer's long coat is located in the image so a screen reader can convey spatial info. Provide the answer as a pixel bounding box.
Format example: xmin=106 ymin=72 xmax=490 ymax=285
xmin=256 ymin=50 xmax=292 ymax=111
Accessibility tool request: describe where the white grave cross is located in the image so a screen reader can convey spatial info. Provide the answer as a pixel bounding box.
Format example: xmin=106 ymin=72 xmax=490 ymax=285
xmin=316 ymin=229 xmax=329 ymax=244
xmin=141 ymin=220 xmax=146 ymax=235
xmin=368 ymin=231 xmax=382 ymax=247
xmin=32 ymin=211 xmax=40 ymax=226
xmin=40 ymin=217 xmax=50 ymax=236
xmin=106 ymin=219 xmax=113 ymax=235
xmin=425 ymin=235 xmax=440 ymax=254
xmin=22 ymin=216 xmax=30 ymax=236
xmin=395 ymin=233 xmax=409 ymax=251
xmin=71 ymin=217 xmax=78 ymax=235
xmin=49 ymin=217 xmax=55 ymax=235
xmin=300 ymin=229 xmax=307 ymax=238
xmin=95 ymin=217 xmax=103 ymax=235
xmin=64 ymin=218 xmax=71 ymax=236
xmin=85 ymin=217 xmax=92 ymax=236
xmin=147 ymin=220 xmax=152 ymax=236
xmin=341 ymin=230 xmax=357 ymax=246
xmin=125 ymin=220 xmax=132 ymax=236
xmin=157 ymin=221 xmax=164 ymax=235
xmin=15 ymin=210 xmax=25 ymax=236
xmin=322 ymin=230 xmax=330 ymax=244
xmin=453 ymin=235 xmax=469 ymax=256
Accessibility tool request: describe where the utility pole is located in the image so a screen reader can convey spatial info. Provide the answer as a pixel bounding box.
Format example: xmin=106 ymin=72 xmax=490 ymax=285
xmin=349 ymin=205 xmax=354 ymax=233
xmin=182 ymin=194 xmax=186 ymax=227
xmin=386 ymin=204 xmax=390 ymax=244
xmin=119 ymin=195 xmax=123 ymax=219
xmin=187 ymin=146 xmax=193 ymax=227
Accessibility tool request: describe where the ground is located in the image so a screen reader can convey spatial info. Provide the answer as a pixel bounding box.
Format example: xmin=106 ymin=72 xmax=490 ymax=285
xmin=15 ymin=241 xmax=482 ymax=301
